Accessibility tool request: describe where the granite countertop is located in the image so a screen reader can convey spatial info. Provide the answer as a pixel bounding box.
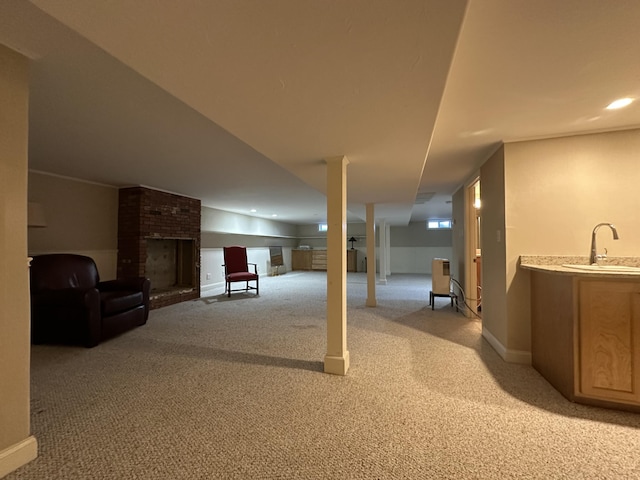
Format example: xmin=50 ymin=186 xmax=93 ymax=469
xmin=520 ymin=255 xmax=640 ymax=277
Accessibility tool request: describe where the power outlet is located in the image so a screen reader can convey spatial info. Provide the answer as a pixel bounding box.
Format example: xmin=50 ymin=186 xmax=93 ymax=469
xmin=206 ymin=273 xmax=211 ymax=280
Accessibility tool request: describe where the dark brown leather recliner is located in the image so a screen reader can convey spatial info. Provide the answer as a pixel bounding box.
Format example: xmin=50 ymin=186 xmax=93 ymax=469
xmin=30 ymin=254 xmax=150 ymax=347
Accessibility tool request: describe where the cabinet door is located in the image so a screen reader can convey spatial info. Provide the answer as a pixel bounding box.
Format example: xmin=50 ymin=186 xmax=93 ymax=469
xmin=578 ymin=280 xmax=640 ymax=403
xmin=291 ymin=250 xmax=312 ymax=270
xmin=347 ymin=250 xmax=357 ymax=272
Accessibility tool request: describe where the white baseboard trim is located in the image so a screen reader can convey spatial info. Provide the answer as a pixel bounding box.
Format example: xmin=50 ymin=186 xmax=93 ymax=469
xmin=0 ymin=436 xmax=38 ymax=478
xmin=201 ymin=281 xmax=224 ymax=296
xmin=482 ymin=327 xmax=531 ymax=365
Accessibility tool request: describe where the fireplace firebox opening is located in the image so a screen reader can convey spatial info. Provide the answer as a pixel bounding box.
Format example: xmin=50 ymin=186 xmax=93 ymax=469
xmin=145 ymin=238 xmax=196 ymax=294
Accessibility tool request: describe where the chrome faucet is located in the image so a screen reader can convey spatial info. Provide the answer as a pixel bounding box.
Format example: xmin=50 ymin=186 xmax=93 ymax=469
xmin=590 ymin=223 xmax=619 ymax=265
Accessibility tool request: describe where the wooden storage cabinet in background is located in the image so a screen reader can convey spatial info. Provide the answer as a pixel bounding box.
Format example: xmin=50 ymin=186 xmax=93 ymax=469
xmin=578 ymin=279 xmax=640 ymax=404
xmin=291 ymin=249 xmax=357 ymax=272
xmin=291 ymin=249 xmax=312 ymax=270
xmin=347 ymin=250 xmax=357 ymax=272
xmin=311 ymin=250 xmax=327 ymax=270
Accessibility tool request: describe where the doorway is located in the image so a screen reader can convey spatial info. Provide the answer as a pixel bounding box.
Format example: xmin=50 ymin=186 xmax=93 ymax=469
xmin=465 ymin=178 xmax=481 ymax=317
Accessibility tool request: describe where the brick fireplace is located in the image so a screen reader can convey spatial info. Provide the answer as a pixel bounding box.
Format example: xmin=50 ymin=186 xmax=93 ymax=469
xmin=117 ymin=186 xmax=201 ymax=309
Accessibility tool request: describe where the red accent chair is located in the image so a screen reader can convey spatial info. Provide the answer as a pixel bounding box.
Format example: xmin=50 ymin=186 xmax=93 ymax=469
xmin=223 ymin=246 xmax=259 ymax=297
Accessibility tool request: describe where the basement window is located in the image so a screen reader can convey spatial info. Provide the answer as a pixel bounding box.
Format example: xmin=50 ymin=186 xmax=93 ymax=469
xmin=427 ymin=219 xmax=452 ymax=230
xmin=318 ymin=223 xmax=328 ymax=232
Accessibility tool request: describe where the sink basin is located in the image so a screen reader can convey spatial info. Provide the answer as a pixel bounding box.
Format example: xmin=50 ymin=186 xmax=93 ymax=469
xmin=562 ymin=264 xmax=640 ymax=273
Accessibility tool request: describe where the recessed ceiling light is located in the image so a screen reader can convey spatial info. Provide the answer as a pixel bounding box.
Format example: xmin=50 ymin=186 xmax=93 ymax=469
xmin=271 ymin=214 xmax=278 ymax=217
xmin=250 ymin=209 xmax=257 ymax=213
xmin=606 ymin=97 xmax=634 ymax=110
xmin=459 ymin=128 xmax=493 ymax=139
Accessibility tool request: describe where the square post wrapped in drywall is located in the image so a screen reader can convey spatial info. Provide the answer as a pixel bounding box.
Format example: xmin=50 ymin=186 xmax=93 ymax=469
xmin=324 ymin=156 xmax=350 ymax=375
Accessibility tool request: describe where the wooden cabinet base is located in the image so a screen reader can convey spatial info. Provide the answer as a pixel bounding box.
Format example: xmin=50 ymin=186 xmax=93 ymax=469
xmin=573 ymin=394 xmax=640 ymax=413
xmin=530 ymin=271 xmax=576 ymax=401
xmin=530 ymin=270 xmax=640 ymax=411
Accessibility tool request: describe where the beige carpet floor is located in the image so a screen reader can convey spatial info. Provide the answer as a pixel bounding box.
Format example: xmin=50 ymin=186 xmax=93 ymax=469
xmin=7 ymin=272 xmax=640 ymax=479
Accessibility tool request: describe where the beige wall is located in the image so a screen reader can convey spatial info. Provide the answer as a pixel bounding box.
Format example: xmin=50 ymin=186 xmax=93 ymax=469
xmin=0 ymin=44 xmax=37 ymax=476
xmin=28 ymin=171 xmax=119 ymax=279
xmin=296 ymin=222 xmax=453 ymax=274
xmin=391 ymin=224 xmax=453 ymax=274
xmin=451 ymin=185 xmax=466 ymax=287
xmin=462 ymin=128 xmax=640 ymax=363
xmin=200 ymin=207 xmax=304 ymax=289
xmin=296 ymin=223 xmax=367 ymax=250
xmin=503 ymin=128 xmax=640 ymax=356
xmin=505 ymin=129 xmax=640 ymax=257
xmin=479 ymin=146 xmax=509 ymax=355
xmin=391 ymin=222 xmax=452 ymax=247
xmin=201 ymin=206 xmax=298 ymax=238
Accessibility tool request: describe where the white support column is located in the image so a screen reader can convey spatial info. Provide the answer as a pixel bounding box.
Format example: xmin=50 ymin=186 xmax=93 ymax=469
xmin=324 ymin=156 xmax=350 ymax=376
xmin=385 ymin=223 xmax=391 ymax=277
xmin=378 ymin=218 xmax=387 ymax=284
xmin=0 ymin=44 xmax=38 ymax=478
xmin=366 ymin=203 xmax=377 ymax=307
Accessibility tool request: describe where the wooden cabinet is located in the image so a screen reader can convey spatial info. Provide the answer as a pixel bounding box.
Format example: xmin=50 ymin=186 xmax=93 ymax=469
xmin=291 ymin=250 xmax=312 ymax=270
xmin=530 ymin=271 xmax=576 ymax=400
xmin=578 ymin=280 xmax=640 ymax=404
xmin=347 ymin=249 xmax=357 ymax=272
xmin=530 ymin=268 xmax=640 ymax=411
xmin=311 ymin=250 xmax=327 ymax=270
xmin=291 ymin=250 xmax=322 ymax=270
xmin=291 ymin=249 xmax=357 ymax=272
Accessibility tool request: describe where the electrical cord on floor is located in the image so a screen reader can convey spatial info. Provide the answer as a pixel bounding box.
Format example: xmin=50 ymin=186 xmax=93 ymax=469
xmin=450 ymin=277 xmax=482 ymax=318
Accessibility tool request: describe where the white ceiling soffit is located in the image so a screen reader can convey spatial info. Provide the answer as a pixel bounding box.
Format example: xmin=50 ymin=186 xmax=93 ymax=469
xmin=6 ymin=1 xmax=640 ymax=226
xmin=0 ymin=0 xmax=332 ymax=224
xmin=421 ymin=0 xmax=640 ymax=197
xmin=27 ymin=0 xmax=469 ymax=225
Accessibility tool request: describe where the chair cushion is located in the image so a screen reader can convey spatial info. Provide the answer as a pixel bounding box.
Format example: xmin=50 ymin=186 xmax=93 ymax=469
xmin=227 ymin=272 xmax=258 ymax=281
xmin=100 ymin=291 xmax=144 ymax=316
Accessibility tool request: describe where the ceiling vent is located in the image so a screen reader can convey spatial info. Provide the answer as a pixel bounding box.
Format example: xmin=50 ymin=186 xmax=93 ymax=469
xmin=414 ymin=192 xmax=435 ymax=204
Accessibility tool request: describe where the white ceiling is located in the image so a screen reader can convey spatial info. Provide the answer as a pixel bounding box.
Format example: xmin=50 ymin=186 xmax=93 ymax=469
xmin=3 ymin=0 xmax=640 ymax=226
